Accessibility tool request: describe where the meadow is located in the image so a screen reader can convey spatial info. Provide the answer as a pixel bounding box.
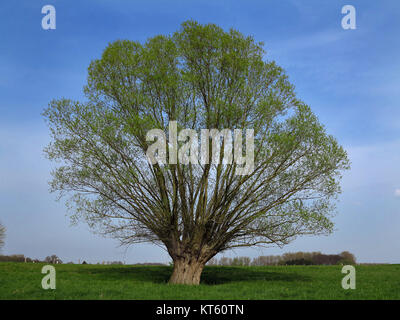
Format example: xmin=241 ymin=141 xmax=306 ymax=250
xmin=0 ymin=262 xmax=399 ymax=300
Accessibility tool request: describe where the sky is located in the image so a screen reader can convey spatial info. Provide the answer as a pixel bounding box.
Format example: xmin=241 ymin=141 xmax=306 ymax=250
xmin=1 ymin=0 xmax=400 ymax=264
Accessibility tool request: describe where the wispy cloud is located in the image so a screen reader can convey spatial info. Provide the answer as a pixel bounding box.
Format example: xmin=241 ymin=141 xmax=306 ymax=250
xmin=270 ymin=29 xmax=345 ymax=53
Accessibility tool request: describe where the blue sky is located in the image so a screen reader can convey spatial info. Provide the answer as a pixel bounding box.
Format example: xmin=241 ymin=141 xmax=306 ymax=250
xmin=1 ymin=0 xmax=400 ymax=264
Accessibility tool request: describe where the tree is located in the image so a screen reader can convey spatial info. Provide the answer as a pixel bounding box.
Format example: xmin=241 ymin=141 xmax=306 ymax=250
xmin=45 ymin=254 xmax=63 ymax=264
xmin=340 ymin=251 xmax=356 ymax=265
xmin=43 ymin=21 xmax=350 ymax=285
xmin=0 ymin=221 xmax=5 ymax=252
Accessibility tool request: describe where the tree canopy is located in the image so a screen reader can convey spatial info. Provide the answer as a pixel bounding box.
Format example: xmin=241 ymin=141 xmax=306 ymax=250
xmin=43 ymin=20 xmax=350 ymax=284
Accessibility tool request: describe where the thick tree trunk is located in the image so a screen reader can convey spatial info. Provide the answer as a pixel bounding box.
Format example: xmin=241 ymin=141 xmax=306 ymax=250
xmin=168 ymin=258 xmax=205 ymax=285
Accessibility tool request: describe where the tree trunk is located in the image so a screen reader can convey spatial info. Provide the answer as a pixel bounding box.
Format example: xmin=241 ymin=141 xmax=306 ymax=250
xmin=168 ymin=258 xmax=205 ymax=285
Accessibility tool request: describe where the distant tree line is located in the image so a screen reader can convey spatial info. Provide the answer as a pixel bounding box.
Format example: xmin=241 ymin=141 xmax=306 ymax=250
xmin=0 ymin=221 xmax=5 ymax=251
xmin=0 ymin=254 xmax=41 ymax=263
xmin=44 ymin=255 xmax=63 ymax=264
xmin=97 ymin=261 xmax=125 ymax=265
xmin=0 ymin=255 xmax=169 ymax=265
xmin=207 ymin=251 xmax=357 ymax=266
xmin=0 ymin=254 xmax=63 ymax=264
xmin=1 ymin=251 xmax=356 ymax=266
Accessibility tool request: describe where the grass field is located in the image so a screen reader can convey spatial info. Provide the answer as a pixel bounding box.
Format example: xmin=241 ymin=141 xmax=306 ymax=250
xmin=0 ymin=262 xmax=399 ymax=299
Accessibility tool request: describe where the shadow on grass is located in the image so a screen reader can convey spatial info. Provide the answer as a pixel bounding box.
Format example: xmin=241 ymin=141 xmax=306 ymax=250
xmin=74 ymin=265 xmax=310 ymax=285
xmin=75 ymin=265 xmax=172 ymax=283
xmin=201 ymin=266 xmax=310 ymax=285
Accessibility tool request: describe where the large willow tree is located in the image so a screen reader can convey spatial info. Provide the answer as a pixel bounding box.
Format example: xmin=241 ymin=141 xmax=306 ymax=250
xmin=43 ymin=21 xmax=349 ymax=284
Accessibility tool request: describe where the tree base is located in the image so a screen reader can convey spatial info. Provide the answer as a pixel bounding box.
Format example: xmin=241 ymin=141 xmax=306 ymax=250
xmin=168 ymin=259 xmax=205 ymax=285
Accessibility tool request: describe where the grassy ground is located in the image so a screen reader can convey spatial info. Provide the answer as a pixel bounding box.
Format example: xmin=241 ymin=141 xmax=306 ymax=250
xmin=0 ymin=262 xmax=399 ymax=299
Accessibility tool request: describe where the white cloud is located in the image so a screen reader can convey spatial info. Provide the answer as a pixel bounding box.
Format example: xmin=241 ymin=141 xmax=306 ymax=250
xmin=395 ymin=189 xmax=400 ymax=197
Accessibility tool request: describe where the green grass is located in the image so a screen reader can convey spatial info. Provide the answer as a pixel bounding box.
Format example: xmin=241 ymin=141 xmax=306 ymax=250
xmin=0 ymin=262 xmax=399 ymax=299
